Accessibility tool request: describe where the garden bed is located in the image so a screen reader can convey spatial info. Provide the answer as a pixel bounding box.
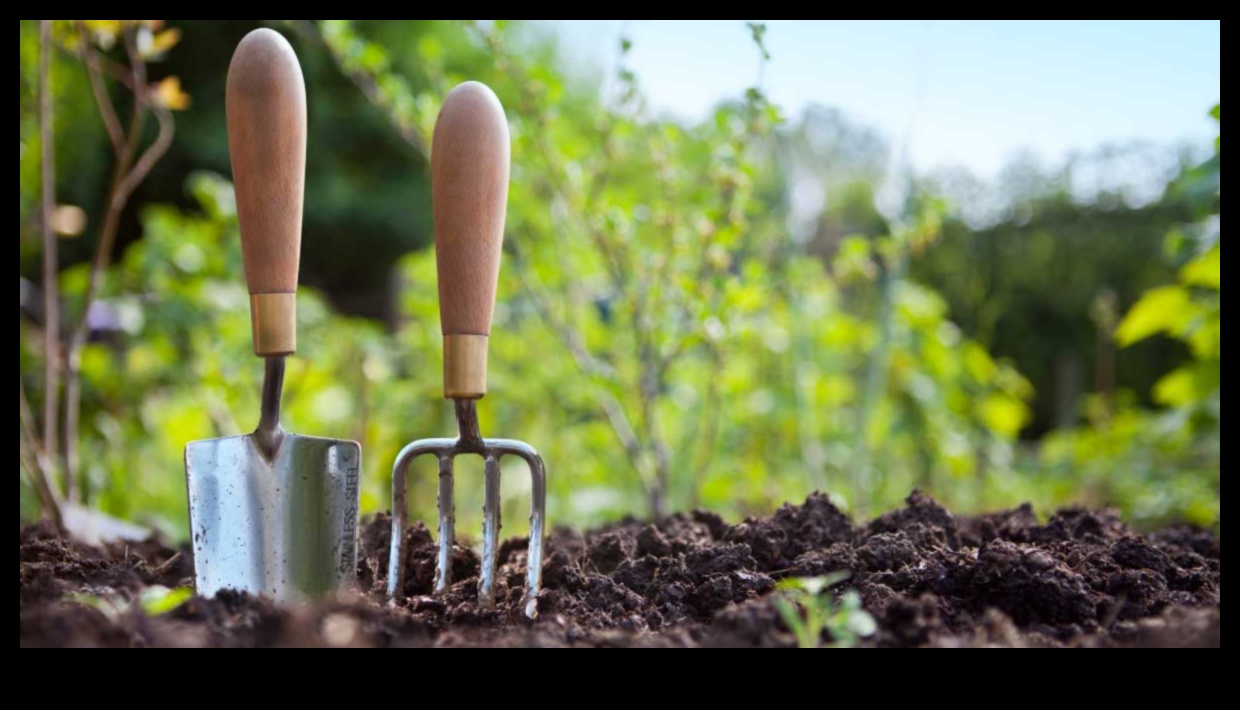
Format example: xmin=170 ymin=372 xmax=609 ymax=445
xmin=19 ymin=492 xmax=1220 ymax=648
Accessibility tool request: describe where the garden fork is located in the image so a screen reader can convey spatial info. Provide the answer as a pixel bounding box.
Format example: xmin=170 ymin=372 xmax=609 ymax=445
xmin=388 ymin=82 xmax=547 ymax=620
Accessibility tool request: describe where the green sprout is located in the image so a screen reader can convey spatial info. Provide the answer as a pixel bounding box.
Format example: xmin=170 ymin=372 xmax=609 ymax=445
xmin=775 ymin=574 xmax=878 ymax=649
xmin=70 ymin=586 xmax=193 ymax=623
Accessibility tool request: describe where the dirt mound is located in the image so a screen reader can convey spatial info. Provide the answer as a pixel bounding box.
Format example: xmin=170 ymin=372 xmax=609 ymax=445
xmin=19 ymin=493 xmax=1221 ymax=648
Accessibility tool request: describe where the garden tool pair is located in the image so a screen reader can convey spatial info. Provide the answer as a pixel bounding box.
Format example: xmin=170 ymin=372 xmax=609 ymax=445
xmin=185 ymin=31 xmax=545 ymax=613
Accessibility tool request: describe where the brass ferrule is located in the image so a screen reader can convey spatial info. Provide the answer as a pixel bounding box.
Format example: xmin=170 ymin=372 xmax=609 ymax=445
xmin=444 ymin=334 xmax=489 ymax=399
xmin=251 ymin=293 xmax=297 ymax=357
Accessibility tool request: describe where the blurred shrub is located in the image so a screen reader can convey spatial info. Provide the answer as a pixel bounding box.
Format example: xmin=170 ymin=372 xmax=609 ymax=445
xmin=1037 ymin=108 xmax=1221 ymax=530
xmin=17 ymin=21 xmax=1219 ymax=536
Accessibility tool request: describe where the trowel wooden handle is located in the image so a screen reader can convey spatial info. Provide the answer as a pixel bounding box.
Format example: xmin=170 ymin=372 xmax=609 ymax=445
xmin=227 ymin=28 xmax=307 ymax=358
xmin=433 ymin=81 xmax=511 ymax=399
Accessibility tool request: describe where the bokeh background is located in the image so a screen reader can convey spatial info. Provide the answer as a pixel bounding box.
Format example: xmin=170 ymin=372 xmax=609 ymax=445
xmin=18 ymin=20 xmax=1221 ymax=540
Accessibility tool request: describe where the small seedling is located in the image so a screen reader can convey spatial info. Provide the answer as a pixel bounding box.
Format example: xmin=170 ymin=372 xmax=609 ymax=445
xmin=71 ymin=586 xmax=193 ymax=623
xmin=776 ymin=573 xmax=878 ymax=649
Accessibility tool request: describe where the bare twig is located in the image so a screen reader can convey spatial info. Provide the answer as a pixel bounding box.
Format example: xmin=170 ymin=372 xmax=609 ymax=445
xmin=514 ymin=261 xmax=616 ymax=381
xmin=119 ymin=106 xmax=174 ymax=199
xmin=477 ymin=23 xmax=691 ymax=517
xmin=63 ymin=25 xmax=170 ymax=500
xmin=122 ymin=28 xmax=146 ymax=99
xmin=20 ymin=437 xmax=63 ymax=530
xmin=39 ymin=19 xmax=63 ymax=506
xmin=21 ymin=376 xmax=63 ymax=528
xmin=152 ymin=552 xmax=183 ymax=576
xmin=20 ymin=378 xmax=51 ymax=478
xmin=290 ymin=20 xmax=428 ymax=157
xmin=598 ymin=391 xmax=657 ymax=493
xmin=77 ymin=23 xmax=124 ymax=155
xmin=60 ymin=30 xmax=136 ymax=90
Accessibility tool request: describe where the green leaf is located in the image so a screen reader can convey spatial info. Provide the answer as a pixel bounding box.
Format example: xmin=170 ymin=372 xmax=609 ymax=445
xmin=1116 ymin=286 xmax=1193 ymax=347
xmin=1211 ymin=104 xmax=1221 ymax=122
xmin=1154 ymin=362 xmax=1221 ymax=407
xmin=1180 ymin=245 xmax=1221 ymax=290
xmin=833 ymin=236 xmax=878 ymax=283
xmin=979 ymin=394 xmax=1029 ymax=439
xmin=746 ymin=22 xmax=771 ymax=60
xmin=139 ymin=586 xmax=194 ymax=617
xmin=777 ymin=573 xmax=849 ymax=597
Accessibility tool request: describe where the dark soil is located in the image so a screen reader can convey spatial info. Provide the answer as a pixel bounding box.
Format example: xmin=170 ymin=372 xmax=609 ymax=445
xmin=19 ymin=492 xmax=1221 ymax=648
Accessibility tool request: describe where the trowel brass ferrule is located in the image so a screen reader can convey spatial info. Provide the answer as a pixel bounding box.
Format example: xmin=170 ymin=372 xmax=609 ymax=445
xmin=250 ymin=293 xmax=296 ymax=357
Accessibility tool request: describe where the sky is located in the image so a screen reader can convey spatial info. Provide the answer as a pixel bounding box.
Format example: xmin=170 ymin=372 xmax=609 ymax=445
xmin=543 ymin=20 xmax=1221 ymax=179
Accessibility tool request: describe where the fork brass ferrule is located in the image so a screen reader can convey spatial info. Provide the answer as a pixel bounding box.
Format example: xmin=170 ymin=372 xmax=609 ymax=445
xmin=251 ymin=293 xmax=297 ymax=358
xmin=444 ymin=334 xmax=488 ymax=399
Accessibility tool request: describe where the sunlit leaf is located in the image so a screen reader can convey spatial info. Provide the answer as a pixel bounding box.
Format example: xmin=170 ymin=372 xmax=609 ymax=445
xmin=1180 ymin=245 xmax=1221 ymax=290
xmin=1116 ymin=286 xmax=1193 ymax=347
xmin=746 ymin=22 xmax=771 ymax=60
xmin=139 ymin=586 xmax=193 ymax=617
xmin=1211 ymin=105 xmax=1221 ymax=122
xmin=979 ymin=394 xmax=1029 ymax=439
xmin=140 ymin=28 xmax=182 ymax=59
xmin=1154 ymin=362 xmax=1221 ymax=407
xmin=833 ymin=236 xmax=877 ymax=284
xmin=81 ymin=19 xmax=122 ymax=49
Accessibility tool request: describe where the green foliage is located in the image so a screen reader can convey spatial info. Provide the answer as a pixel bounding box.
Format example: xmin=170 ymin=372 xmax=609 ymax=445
xmin=139 ymin=586 xmax=194 ymax=616
xmin=17 ymin=21 xmax=1219 ymax=537
xmin=747 ymin=22 xmax=771 ymax=61
xmin=776 ymin=575 xmax=877 ymax=649
xmin=913 ymin=186 xmax=1192 ymax=433
xmin=1117 ymin=123 xmax=1221 ymax=412
xmin=1037 ymin=112 xmax=1221 ymax=531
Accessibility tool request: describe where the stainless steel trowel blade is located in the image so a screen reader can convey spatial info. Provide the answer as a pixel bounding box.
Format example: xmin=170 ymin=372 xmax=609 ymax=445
xmin=185 ymin=434 xmax=361 ymax=603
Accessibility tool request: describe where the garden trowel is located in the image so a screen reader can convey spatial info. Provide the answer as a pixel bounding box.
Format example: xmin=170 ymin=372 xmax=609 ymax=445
xmin=185 ymin=29 xmax=361 ymax=603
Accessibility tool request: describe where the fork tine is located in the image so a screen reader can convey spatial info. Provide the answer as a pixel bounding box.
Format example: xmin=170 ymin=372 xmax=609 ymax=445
xmin=522 ymin=451 xmax=547 ymax=620
xmin=388 ymin=451 xmax=411 ymax=599
xmin=488 ymin=441 xmax=547 ymax=619
xmin=388 ymin=440 xmax=454 ymax=600
xmin=434 ymin=453 xmax=456 ymax=594
xmin=479 ymin=453 xmax=503 ymax=607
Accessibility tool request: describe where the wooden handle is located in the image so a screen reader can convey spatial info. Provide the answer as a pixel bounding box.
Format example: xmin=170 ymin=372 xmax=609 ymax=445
xmin=432 ymin=81 xmax=510 ymax=398
xmin=227 ymin=29 xmax=307 ymax=357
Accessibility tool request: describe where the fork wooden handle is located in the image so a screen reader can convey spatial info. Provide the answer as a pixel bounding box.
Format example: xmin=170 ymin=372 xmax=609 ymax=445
xmin=432 ymin=81 xmax=511 ymax=398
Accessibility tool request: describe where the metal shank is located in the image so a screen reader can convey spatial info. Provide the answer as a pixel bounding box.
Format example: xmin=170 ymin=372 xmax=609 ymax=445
xmin=253 ymin=356 xmax=286 ymax=460
xmin=388 ymin=401 xmax=547 ymax=620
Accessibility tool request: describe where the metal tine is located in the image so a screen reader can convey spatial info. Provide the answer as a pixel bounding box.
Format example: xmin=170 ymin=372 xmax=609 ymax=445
xmin=488 ymin=441 xmax=548 ymax=620
xmin=434 ymin=454 xmax=455 ymax=595
xmin=479 ymin=454 xmax=503 ymax=606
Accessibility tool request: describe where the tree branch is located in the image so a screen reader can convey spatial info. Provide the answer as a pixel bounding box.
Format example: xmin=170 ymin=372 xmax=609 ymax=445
xmin=290 ymin=20 xmax=429 ymax=157
xmin=63 ymin=28 xmax=160 ymax=500
xmin=118 ymin=106 xmax=174 ymax=201
xmin=21 ymin=376 xmax=63 ymax=530
xmin=39 ymin=18 xmax=63 ymax=504
xmin=77 ymin=24 xmax=125 ymax=155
